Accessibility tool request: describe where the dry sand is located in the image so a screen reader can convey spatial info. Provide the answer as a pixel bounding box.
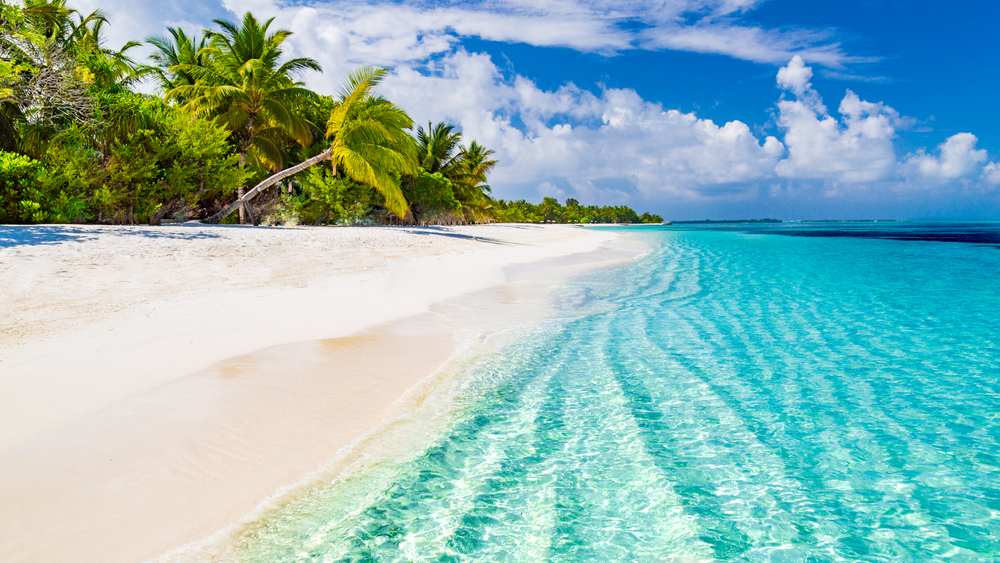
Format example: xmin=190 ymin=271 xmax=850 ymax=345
xmin=0 ymin=223 xmax=620 ymax=563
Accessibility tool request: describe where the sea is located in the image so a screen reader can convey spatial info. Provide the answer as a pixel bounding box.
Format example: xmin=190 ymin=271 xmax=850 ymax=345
xmin=222 ymin=222 xmax=1000 ymax=562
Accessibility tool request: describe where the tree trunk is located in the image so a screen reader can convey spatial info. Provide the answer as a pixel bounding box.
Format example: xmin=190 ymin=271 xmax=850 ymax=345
xmin=237 ymin=185 xmax=246 ymax=224
xmin=203 ymin=147 xmax=333 ymax=225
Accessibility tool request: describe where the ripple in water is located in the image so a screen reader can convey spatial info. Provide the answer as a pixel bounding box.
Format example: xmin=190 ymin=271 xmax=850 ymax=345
xmin=236 ymin=223 xmax=1000 ymax=562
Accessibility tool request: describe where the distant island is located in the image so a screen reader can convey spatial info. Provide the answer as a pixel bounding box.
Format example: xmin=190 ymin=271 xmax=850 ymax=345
xmin=670 ymin=219 xmax=904 ymax=224
xmin=793 ymin=219 xmax=901 ymax=223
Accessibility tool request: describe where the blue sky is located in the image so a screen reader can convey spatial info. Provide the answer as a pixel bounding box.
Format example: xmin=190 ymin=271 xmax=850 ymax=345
xmin=87 ymin=0 xmax=999 ymax=219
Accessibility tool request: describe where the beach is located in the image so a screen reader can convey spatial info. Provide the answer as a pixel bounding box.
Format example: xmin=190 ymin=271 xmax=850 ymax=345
xmin=187 ymin=223 xmax=998 ymax=562
xmin=0 ymin=223 xmax=620 ymax=563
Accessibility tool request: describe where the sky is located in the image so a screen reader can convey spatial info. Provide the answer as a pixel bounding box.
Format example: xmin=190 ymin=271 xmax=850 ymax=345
xmin=83 ymin=0 xmax=1000 ymax=220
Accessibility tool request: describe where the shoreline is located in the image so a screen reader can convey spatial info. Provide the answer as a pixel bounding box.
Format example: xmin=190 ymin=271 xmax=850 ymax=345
xmin=0 ymin=223 xmax=631 ymax=563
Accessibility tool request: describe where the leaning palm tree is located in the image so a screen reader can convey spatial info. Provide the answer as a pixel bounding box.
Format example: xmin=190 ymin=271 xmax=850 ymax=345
xmin=204 ymin=66 xmax=417 ymax=224
xmin=168 ymin=12 xmax=320 ymax=222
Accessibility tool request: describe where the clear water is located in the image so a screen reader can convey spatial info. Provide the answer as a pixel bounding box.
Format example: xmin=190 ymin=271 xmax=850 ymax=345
xmin=237 ymin=223 xmax=1000 ymax=562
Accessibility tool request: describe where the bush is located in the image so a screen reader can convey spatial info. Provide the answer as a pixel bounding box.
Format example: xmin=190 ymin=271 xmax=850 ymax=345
xmin=402 ymin=170 xmax=462 ymax=222
xmin=31 ymin=97 xmax=245 ymax=224
xmin=0 ymin=150 xmax=45 ymax=223
xmin=296 ymin=166 xmax=384 ymax=225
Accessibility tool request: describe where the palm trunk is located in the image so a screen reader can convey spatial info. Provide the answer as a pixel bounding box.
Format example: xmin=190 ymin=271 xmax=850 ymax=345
xmin=237 ymin=184 xmax=246 ymax=224
xmin=203 ymin=147 xmax=333 ymax=224
xmin=237 ymin=113 xmax=256 ymax=224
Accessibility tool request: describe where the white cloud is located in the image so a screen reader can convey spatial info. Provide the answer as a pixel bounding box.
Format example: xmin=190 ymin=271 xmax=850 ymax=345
xmin=776 ymin=55 xmax=812 ymax=97
xmin=773 ymin=57 xmax=906 ymax=183
xmin=381 ymin=50 xmax=783 ymax=201
xmin=982 ymin=162 xmax=1000 ymax=184
xmin=642 ymin=25 xmax=851 ymax=68
xmin=905 ymin=133 xmax=988 ymax=181
xmin=211 ymin=0 xmax=859 ymax=90
xmin=75 ymin=0 xmax=998 ymax=213
xmin=771 ymin=58 xmax=997 ymax=195
xmin=72 ymin=0 xmax=229 ymax=63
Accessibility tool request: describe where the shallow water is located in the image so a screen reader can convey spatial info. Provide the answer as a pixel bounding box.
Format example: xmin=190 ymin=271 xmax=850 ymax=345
xmin=235 ymin=223 xmax=1000 ymax=562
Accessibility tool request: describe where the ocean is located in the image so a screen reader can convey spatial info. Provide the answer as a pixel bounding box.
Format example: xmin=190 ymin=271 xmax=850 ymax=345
xmin=230 ymin=222 xmax=1000 ymax=562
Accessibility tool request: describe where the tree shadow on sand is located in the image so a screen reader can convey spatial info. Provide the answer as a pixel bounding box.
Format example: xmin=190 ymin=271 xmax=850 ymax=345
xmin=0 ymin=225 xmax=223 ymax=249
xmin=396 ymin=225 xmax=530 ymax=246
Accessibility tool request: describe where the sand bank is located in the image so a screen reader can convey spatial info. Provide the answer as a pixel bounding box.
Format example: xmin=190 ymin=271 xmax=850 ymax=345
xmin=0 ymin=223 xmax=621 ymax=563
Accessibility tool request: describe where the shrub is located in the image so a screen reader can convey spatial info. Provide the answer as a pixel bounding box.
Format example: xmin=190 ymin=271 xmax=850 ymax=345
xmin=297 ymin=166 xmax=383 ymax=225
xmin=402 ymin=170 xmax=461 ymax=222
xmin=0 ymin=150 xmax=45 ymax=223
xmin=32 ymin=97 xmax=245 ymax=224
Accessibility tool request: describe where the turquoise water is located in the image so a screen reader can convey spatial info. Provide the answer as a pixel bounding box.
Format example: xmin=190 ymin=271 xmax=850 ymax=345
xmin=238 ymin=223 xmax=1000 ymax=562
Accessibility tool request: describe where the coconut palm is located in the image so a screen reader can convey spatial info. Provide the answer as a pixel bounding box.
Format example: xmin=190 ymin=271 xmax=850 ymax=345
xmin=167 ymin=12 xmax=320 ymax=222
xmin=204 ymin=66 xmax=417 ymax=224
xmin=145 ymin=27 xmax=208 ymax=96
xmin=19 ymin=0 xmax=100 ymax=47
xmin=416 ymin=121 xmax=462 ymax=175
xmin=451 ymin=140 xmax=497 ymax=221
xmin=2 ymin=0 xmax=139 ymax=155
xmin=456 ymin=141 xmax=496 ymax=192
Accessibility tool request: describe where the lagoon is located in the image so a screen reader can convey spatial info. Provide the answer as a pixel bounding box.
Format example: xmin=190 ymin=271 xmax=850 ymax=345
xmin=215 ymin=223 xmax=1000 ymax=561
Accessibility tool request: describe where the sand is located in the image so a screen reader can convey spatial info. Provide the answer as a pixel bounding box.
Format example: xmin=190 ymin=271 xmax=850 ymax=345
xmin=0 ymin=223 xmax=620 ymax=563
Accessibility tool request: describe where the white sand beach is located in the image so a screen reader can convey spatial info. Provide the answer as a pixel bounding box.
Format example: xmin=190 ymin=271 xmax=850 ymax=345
xmin=0 ymin=223 xmax=622 ymax=563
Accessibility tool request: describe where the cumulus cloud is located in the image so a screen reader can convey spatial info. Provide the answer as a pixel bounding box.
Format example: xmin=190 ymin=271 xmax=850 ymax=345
xmin=81 ymin=0 xmax=997 ymax=213
xmin=776 ymin=55 xmax=813 ymax=97
xmin=201 ymin=0 xmax=860 ymax=96
xmin=380 ymin=50 xmax=784 ymax=201
xmin=770 ymin=57 xmax=996 ymax=196
xmin=72 ymin=0 xmax=229 ymax=64
xmin=905 ymin=133 xmax=988 ymax=181
xmin=982 ymin=162 xmax=1000 ymax=184
xmin=773 ymin=57 xmax=909 ymax=183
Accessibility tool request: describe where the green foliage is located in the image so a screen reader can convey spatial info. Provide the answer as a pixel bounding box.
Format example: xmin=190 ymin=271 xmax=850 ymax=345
xmin=491 ymin=199 xmax=542 ymax=223
xmin=325 ymin=67 xmax=416 ymax=217
xmin=415 ymin=122 xmax=461 ymax=175
xmin=166 ymin=12 xmax=320 ymax=173
xmin=295 ymin=165 xmax=382 ymax=225
xmin=0 ymin=149 xmax=45 ymax=222
xmin=0 ymin=97 xmax=244 ymax=224
xmin=145 ymin=27 xmax=209 ymax=95
xmin=260 ymin=190 xmax=305 ymax=226
xmin=1 ymin=6 xmax=513 ymax=227
xmin=492 ymin=197 xmax=656 ymax=224
xmin=403 ymin=170 xmax=461 ymax=217
xmin=403 ymin=122 xmax=497 ymax=223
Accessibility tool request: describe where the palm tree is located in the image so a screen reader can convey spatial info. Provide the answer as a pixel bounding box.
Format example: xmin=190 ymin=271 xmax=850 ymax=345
xmin=452 ymin=140 xmax=498 ymax=222
xmin=167 ymin=12 xmax=320 ymax=223
xmin=416 ymin=121 xmax=462 ymax=175
xmin=19 ymin=0 xmax=100 ymax=47
xmin=2 ymin=0 xmax=138 ymax=155
xmin=455 ymin=141 xmax=496 ymax=191
xmin=145 ymin=27 xmax=208 ymax=96
xmin=73 ymin=16 xmax=143 ymax=89
xmin=204 ymin=66 xmax=417 ymax=224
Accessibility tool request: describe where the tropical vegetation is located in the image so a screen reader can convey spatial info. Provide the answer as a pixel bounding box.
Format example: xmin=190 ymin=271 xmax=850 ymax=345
xmin=0 ymin=0 xmax=663 ymax=226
